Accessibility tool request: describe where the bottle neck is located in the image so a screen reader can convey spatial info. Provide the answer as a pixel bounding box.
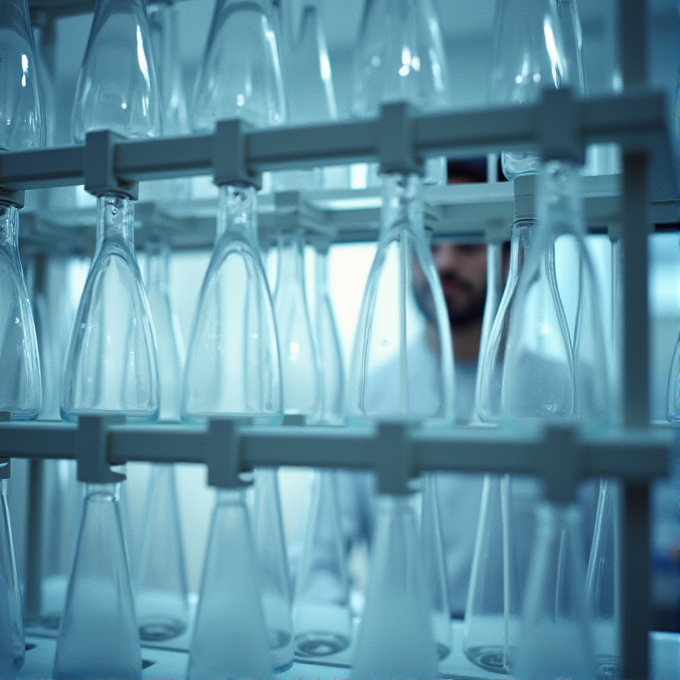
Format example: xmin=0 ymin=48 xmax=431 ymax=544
xmin=0 ymin=202 xmax=19 ymax=251
xmin=507 ymin=218 xmax=536 ymax=283
xmin=275 ymin=229 xmax=306 ymax=294
xmin=380 ymin=173 xmax=424 ymax=238
xmin=96 ymin=194 xmax=135 ymax=249
xmin=216 ymin=184 xmax=258 ymax=241
xmin=144 ymin=239 xmax=170 ymax=295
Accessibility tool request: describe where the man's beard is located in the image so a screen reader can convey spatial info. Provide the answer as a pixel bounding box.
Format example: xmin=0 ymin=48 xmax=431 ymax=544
xmin=413 ymin=274 xmax=486 ymax=330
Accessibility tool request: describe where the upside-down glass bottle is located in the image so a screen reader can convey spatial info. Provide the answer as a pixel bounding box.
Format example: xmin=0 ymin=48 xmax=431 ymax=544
xmin=350 ymin=0 xmax=450 ymax=188
xmin=139 ymin=0 xmax=191 ymax=203
xmin=55 ymin=0 xmax=160 ymax=676
xmin=272 ymin=0 xmax=341 ymax=191
xmin=135 ymin=239 xmax=188 ymax=641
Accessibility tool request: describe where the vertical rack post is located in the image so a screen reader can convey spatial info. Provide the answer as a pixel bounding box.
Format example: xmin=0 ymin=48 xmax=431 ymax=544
xmin=618 ymin=1 xmax=651 ymax=678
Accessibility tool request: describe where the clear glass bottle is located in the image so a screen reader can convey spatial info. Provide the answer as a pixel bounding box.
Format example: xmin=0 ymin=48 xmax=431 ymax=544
xmin=586 ymin=478 xmax=621 ymax=679
xmin=252 ymin=468 xmax=294 ymax=671
xmin=0 ymin=202 xmax=42 ymax=420
xmin=54 ymin=484 xmax=142 ymax=680
xmin=0 ymin=0 xmax=45 ymax=152
xmin=0 ymin=0 xmax=45 ymax=421
xmin=420 ymin=474 xmax=451 ymax=661
xmin=292 ymin=469 xmax=351 ymax=657
xmin=351 ymin=494 xmax=438 ymax=680
xmin=347 ymin=173 xmax=454 ymax=422
xmin=273 ymin=229 xmax=322 ymax=422
xmin=71 ymin=0 xmax=161 ymax=143
xmin=139 ymin=0 xmax=191 ymax=202
xmin=61 ymin=193 xmax=159 ymax=422
xmin=514 ymin=502 xmax=595 ymax=680
xmin=314 ymin=241 xmax=345 ymax=425
xmin=464 ymin=474 xmax=522 ymax=673
xmin=0 ymin=475 xmax=24 ymax=673
xmin=135 ymin=240 xmax=188 ymax=641
xmin=191 ymin=0 xmax=285 ymax=132
xmin=350 ymin=0 xmax=450 ymax=187
xmin=271 ymin=0 xmax=339 ymax=191
xmin=489 ymin=0 xmax=571 ymax=179
xmin=182 ymin=185 xmax=281 ymax=421
xmin=188 ymin=488 xmax=272 ymax=680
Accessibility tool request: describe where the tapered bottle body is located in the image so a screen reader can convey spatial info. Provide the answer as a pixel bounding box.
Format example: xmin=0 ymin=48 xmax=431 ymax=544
xmin=182 ymin=185 xmax=281 ymax=421
xmin=54 ymin=484 xmax=142 ymax=680
xmin=0 ymin=0 xmax=45 ymax=150
xmin=351 ymin=494 xmax=438 ymax=680
xmin=191 ymin=0 xmax=285 ymax=131
xmin=0 ymin=204 xmax=41 ymax=420
xmin=188 ymin=489 xmax=271 ymax=680
xmin=61 ymin=194 xmax=159 ymax=422
xmin=71 ymin=0 xmax=161 ymax=142
xmin=0 ymin=479 xmax=24 ymax=674
xmin=515 ymin=502 xmax=595 ymax=680
xmin=347 ymin=174 xmax=454 ymax=422
xmin=273 ymin=229 xmax=322 ymax=422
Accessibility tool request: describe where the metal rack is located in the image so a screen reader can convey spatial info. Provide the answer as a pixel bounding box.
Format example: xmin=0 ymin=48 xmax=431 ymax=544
xmin=1 ymin=0 xmax=679 ymax=676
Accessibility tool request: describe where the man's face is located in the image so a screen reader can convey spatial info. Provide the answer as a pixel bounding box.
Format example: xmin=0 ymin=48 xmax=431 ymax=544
xmin=413 ymin=243 xmax=488 ymax=329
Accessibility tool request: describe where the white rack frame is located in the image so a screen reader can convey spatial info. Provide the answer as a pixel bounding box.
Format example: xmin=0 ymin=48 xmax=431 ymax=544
xmin=0 ymin=0 xmax=678 ymax=674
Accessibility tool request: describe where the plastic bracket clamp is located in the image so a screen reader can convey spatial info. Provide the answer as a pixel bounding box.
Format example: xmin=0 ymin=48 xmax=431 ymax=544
xmin=378 ymin=102 xmax=425 ymax=177
xmin=75 ymin=415 xmax=127 ymax=484
xmin=84 ymin=129 xmax=139 ymax=200
xmin=538 ymin=87 xmax=585 ymax=166
xmin=204 ymin=418 xmax=253 ymax=489
xmin=213 ymin=118 xmax=262 ymax=190
xmin=539 ymin=423 xmax=584 ymax=504
xmin=0 ymin=186 xmax=25 ymax=209
xmin=374 ymin=421 xmax=416 ymax=496
xmin=513 ymin=173 xmax=537 ymax=222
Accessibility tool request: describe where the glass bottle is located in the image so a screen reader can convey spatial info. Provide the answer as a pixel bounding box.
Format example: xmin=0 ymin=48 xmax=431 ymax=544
xmin=489 ymin=0 xmax=571 ymax=179
xmin=515 ymin=502 xmax=595 ymax=680
xmin=0 ymin=0 xmax=45 ymax=421
xmin=272 ymin=0 xmax=339 ymax=191
xmin=347 ymin=173 xmax=454 ymax=422
xmin=0 ymin=474 xmax=24 ymax=674
xmin=252 ymin=468 xmax=294 ymax=671
xmin=464 ymin=474 xmax=522 ymax=673
xmin=350 ymin=0 xmax=450 ymax=187
xmin=188 ymin=488 xmax=271 ymax=680
xmin=668 ymin=232 xmax=680 ymax=422
xmin=139 ymin=0 xmax=191 ymax=203
xmin=54 ymin=484 xmax=141 ymax=680
xmin=586 ymin=478 xmax=621 ymax=679
xmin=313 ymin=241 xmax=345 ymax=425
xmin=61 ymin=194 xmax=159 ymax=422
xmin=0 ymin=202 xmax=42 ymax=420
xmin=135 ymin=239 xmax=188 ymax=641
xmin=273 ymin=228 xmax=322 ymax=422
xmin=420 ymin=474 xmax=452 ymax=661
xmin=351 ymin=494 xmax=438 ymax=680
xmin=292 ymin=469 xmax=351 ymax=657
xmin=182 ymin=185 xmax=281 ymax=421
xmin=190 ymin=0 xmax=285 ymax=133
xmin=0 ymin=0 xmax=45 ymax=152
xmin=71 ymin=0 xmax=161 ymax=143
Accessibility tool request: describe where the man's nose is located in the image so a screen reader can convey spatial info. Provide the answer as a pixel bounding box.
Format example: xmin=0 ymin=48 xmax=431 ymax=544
xmin=432 ymin=245 xmax=461 ymax=271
